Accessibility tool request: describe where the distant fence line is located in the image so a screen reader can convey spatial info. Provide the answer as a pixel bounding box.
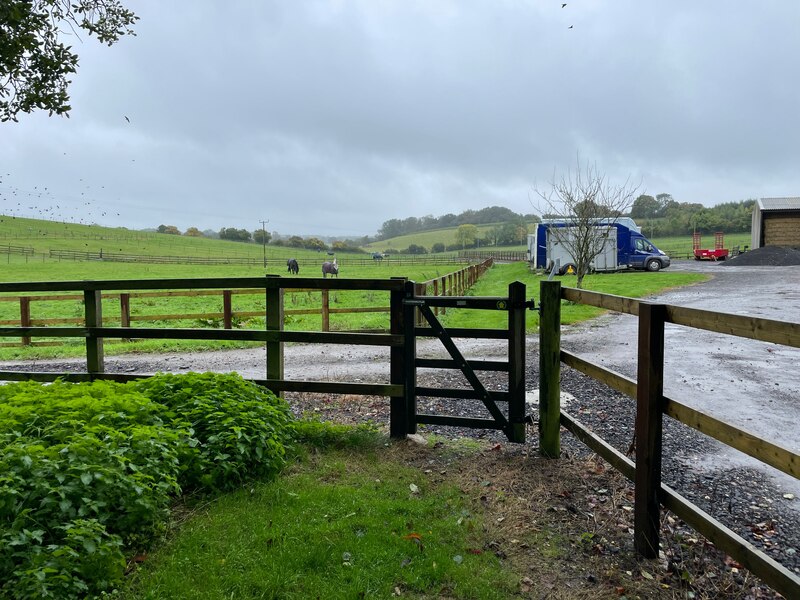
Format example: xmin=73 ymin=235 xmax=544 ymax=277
xmin=45 ymin=249 xmax=479 ymax=267
xmin=1 ymin=244 xmax=35 ymax=257
xmin=459 ymin=250 xmax=527 ymax=262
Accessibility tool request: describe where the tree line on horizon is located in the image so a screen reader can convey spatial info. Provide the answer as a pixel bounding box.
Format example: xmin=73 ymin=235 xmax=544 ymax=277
xmin=151 ymin=197 xmax=756 ymax=253
xmin=629 ymin=195 xmax=755 ymax=237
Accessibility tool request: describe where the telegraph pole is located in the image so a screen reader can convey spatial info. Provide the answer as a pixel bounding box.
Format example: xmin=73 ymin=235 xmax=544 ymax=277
xmin=260 ymin=220 xmax=269 ymax=268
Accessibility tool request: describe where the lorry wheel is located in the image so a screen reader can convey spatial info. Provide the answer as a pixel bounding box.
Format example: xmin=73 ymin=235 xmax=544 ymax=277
xmin=560 ymin=263 xmax=577 ymax=276
xmin=646 ymin=260 xmax=661 ymax=272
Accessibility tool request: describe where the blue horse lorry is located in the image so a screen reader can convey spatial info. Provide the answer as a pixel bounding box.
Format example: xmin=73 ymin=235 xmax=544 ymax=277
xmin=527 ymin=218 xmax=671 ymax=274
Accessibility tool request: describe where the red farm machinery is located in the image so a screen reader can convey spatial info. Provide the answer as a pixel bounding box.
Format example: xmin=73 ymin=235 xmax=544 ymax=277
xmin=693 ymin=231 xmax=729 ymax=261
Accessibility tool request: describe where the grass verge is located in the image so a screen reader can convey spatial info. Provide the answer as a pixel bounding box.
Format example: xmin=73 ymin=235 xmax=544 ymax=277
xmin=117 ymin=425 xmax=701 ymax=600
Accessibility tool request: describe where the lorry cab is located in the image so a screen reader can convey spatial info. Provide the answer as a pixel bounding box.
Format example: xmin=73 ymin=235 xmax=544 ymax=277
xmin=627 ymin=234 xmax=670 ymax=271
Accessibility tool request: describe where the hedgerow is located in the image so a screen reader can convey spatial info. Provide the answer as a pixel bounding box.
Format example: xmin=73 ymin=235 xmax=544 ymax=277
xmin=0 ymin=373 xmax=294 ymax=599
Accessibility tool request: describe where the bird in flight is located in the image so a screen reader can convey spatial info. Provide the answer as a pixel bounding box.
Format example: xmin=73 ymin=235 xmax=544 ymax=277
xmin=562 ymin=3 xmax=567 ymax=7
xmin=124 ymin=116 xmax=130 ymax=123
xmin=568 ymin=25 xmax=573 ymax=29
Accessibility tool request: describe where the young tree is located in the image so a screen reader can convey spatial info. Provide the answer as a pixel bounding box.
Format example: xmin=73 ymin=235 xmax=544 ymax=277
xmin=534 ymin=158 xmax=639 ymax=288
xmin=1 ymin=0 xmax=138 ymax=121
xmin=252 ymin=229 xmax=271 ymax=245
xmin=455 ymin=224 xmax=478 ymax=248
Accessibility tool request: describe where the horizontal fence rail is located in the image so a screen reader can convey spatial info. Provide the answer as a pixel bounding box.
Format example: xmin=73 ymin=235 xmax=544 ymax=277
xmin=539 ymin=281 xmax=800 ymax=598
xmin=0 ymin=261 xmax=493 ymax=347
xmin=45 ymin=249 xmax=481 ymax=267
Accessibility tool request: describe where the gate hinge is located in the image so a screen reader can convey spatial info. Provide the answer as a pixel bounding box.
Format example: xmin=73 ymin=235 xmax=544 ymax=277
xmin=522 ymin=299 xmax=538 ymax=312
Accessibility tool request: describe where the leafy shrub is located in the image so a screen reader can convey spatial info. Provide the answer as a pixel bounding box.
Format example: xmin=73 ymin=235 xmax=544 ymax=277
xmin=133 ymin=372 xmax=294 ymax=491
xmin=0 ymin=380 xmax=182 ymax=598
xmin=1 ymin=518 xmax=125 ymax=599
xmin=0 ymin=374 xmax=295 ymax=598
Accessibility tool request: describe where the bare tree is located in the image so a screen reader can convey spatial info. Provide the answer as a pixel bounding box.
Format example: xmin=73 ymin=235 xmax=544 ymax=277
xmin=534 ymin=157 xmax=639 ymax=288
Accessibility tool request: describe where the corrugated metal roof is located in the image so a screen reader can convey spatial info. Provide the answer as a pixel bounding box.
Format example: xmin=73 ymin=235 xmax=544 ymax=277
xmin=759 ymin=197 xmax=800 ymax=210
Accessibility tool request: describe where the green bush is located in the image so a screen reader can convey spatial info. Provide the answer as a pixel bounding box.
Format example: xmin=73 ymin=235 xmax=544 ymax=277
xmin=0 ymin=380 xmax=182 ymax=598
xmin=133 ymin=372 xmax=294 ymax=491
xmin=0 ymin=374 xmax=295 ymax=599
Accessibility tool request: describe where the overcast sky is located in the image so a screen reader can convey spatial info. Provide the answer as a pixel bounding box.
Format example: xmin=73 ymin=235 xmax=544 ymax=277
xmin=2 ymin=1 xmax=799 ymax=238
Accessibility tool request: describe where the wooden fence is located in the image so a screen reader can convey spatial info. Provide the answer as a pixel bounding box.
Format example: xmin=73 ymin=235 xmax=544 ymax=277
xmin=459 ymin=250 xmax=527 ymax=262
xmin=0 ymin=264 xmax=519 ymax=444
xmin=45 ymin=249 xmax=480 ymax=267
xmin=0 ymin=260 xmax=492 ymax=347
xmin=537 ymin=280 xmax=800 ymax=598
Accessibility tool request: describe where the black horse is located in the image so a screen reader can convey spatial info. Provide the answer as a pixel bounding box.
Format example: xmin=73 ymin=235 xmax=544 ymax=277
xmin=287 ymin=258 xmax=299 ymax=275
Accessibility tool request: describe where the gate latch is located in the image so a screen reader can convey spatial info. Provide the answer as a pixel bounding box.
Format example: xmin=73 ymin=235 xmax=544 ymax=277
xmin=523 ymin=299 xmax=538 ymax=312
xmin=403 ymin=299 xmax=425 ymax=307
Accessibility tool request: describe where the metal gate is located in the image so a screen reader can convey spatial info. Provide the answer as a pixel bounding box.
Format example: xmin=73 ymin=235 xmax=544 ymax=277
xmin=399 ymin=281 xmax=535 ymax=443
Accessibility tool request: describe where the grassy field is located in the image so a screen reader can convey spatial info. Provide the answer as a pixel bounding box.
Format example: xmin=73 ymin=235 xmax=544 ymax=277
xmin=0 ymin=255 xmax=707 ymax=360
xmin=361 ymin=222 xmax=537 ymax=254
xmin=438 ymin=261 xmax=707 ymax=331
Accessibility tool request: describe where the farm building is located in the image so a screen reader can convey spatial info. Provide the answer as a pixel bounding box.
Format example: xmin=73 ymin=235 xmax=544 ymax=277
xmin=751 ymin=197 xmax=800 ymax=249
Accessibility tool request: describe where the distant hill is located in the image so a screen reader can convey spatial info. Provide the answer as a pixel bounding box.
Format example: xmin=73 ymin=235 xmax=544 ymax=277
xmin=363 ymin=221 xmax=536 ymax=253
xmin=375 ymin=206 xmax=537 ymax=241
xmin=0 ymin=215 xmax=356 ymax=261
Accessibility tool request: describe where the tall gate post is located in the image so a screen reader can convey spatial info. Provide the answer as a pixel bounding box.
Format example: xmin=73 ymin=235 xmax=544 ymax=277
xmin=390 ymin=277 xmax=409 ymax=438
xmin=538 ymin=280 xmax=561 ymax=458
xmin=403 ymin=280 xmax=418 ymax=435
xmin=84 ymin=289 xmax=104 ymax=376
xmin=507 ymin=281 xmax=526 ymax=443
xmin=265 ymin=275 xmax=284 ymax=398
xmin=634 ymin=302 xmax=666 ymax=558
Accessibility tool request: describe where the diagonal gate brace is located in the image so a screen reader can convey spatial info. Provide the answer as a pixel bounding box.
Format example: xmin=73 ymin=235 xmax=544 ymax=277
xmin=416 ymin=303 xmax=509 ymax=431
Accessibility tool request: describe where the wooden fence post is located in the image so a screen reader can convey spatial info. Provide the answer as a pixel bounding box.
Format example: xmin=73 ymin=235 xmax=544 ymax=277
xmin=414 ymin=283 xmax=426 ymax=326
xmin=223 ymin=290 xmax=233 ymax=329
xmin=404 ymin=280 xmax=418 ymax=434
xmin=539 ymin=280 xmax=561 ymax=458
xmin=265 ymin=275 xmax=284 ymax=397
xmin=119 ymin=294 xmax=131 ymax=329
xmin=321 ymin=289 xmax=330 ymax=332
xmin=507 ymin=281 xmax=526 ymax=443
xmin=441 ymin=276 xmax=447 ymax=315
xmin=84 ymin=289 xmax=104 ymax=376
xmin=390 ymin=277 xmax=409 ymax=438
xmin=19 ymin=296 xmax=31 ymax=346
xmin=433 ymin=279 xmax=439 ymax=316
xmin=119 ymin=293 xmax=131 ymax=342
xmin=635 ymin=302 xmax=666 ymax=558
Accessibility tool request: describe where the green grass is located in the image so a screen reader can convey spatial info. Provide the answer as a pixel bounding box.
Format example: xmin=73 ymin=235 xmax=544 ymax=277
xmin=119 ymin=442 xmax=521 ymax=600
xmin=361 ymin=222 xmax=536 ymax=254
xmin=438 ymin=262 xmax=708 ymax=332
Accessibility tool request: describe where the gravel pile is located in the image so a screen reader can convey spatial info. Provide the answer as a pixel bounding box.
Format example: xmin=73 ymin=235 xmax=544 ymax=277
xmin=723 ymin=245 xmax=800 ymax=266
